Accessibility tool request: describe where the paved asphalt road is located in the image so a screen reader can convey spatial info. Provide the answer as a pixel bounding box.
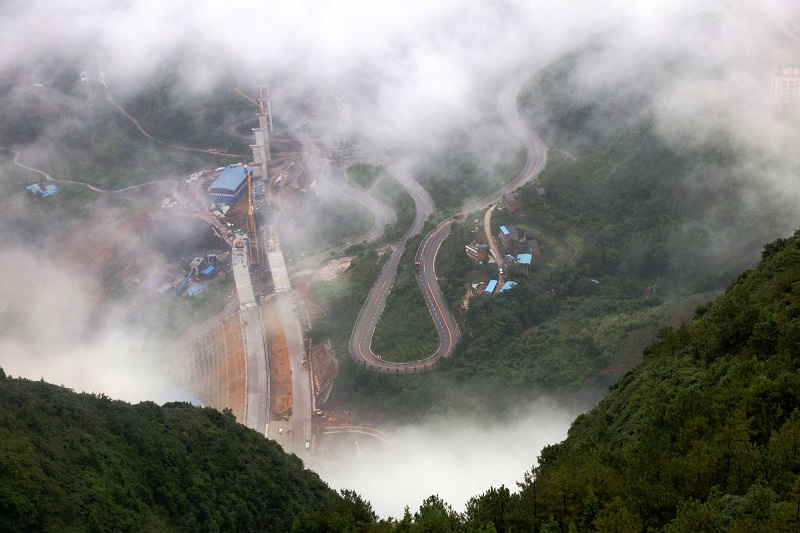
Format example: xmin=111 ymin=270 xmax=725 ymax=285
xmin=327 ymin=160 xmax=397 ymax=245
xmin=348 ymin=163 xmax=451 ymax=373
xmin=455 ymin=80 xmax=548 ymax=218
xmin=277 ymin=292 xmax=314 ymax=455
xmin=241 ymin=303 xmax=269 ymax=434
xmin=348 ymin=79 xmax=547 ymax=372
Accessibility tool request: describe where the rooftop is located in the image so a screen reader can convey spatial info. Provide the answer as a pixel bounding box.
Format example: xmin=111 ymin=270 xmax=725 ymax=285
xmin=518 ymin=253 xmax=533 ymax=265
xmin=485 ymin=280 xmax=498 ymax=293
xmin=209 ymin=164 xmax=251 ymax=193
xmin=500 ymin=225 xmax=518 ymax=235
xmin=500 ymin=281 xmax=517 ymax=292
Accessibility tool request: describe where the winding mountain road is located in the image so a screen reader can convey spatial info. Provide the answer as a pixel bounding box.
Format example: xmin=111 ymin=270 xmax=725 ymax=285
xmin=347 ymin=161 xmax=453 ymax=373
xmin=325 ymin=157 xmax=397 ymax=246
xmin=345 ymin=79 xmax=547 ymax=372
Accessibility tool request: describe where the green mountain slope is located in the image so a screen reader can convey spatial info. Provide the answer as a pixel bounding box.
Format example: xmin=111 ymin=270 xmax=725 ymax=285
xmin=0 ymin=373 xmax=374 ymax=532
xmin=455 ymin=230 xmax=800 ymax=532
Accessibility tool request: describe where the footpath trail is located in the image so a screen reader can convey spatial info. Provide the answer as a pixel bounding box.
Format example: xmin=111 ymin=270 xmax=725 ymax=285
xmin=1 ymin=147 xmax=178 ymax=194
xmin=104 ymin=91 xmax=248 ymax=159
xmin=3 ymin=81 xmax=268 ymax=194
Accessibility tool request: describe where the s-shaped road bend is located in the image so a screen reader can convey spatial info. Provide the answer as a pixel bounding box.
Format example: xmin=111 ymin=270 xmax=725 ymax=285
xmin=346 ymin=79 xmax=548 ymax=372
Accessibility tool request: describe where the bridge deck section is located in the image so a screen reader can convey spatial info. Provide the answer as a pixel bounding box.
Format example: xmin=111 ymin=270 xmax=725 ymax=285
xmin=231 ymin=233 xmax=270 ymax=435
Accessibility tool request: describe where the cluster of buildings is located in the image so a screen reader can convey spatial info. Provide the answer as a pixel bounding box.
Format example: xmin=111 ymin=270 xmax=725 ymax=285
xmin=26 ymin=183 xmax=59 ymax=198
xmin=771 ymin=66 xmax=800 ymax=115
xmin=463 ymin=193 xmax=551 ymax=298
xmin=498 ymin=225 xmax=540 ymax=256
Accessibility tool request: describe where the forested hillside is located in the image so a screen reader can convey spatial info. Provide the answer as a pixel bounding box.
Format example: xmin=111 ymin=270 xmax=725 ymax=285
xmin=0 ymin=372 xmax=375 ymax=532
xmin=8 ymin=229 xmax=800 ymax=530
xmin=438 ymin=230 xmax=800 ymax=532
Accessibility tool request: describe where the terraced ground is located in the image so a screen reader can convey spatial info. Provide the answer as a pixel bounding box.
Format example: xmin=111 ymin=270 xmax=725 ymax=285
xmin=185 ymin=312 xmax=247 ymax=421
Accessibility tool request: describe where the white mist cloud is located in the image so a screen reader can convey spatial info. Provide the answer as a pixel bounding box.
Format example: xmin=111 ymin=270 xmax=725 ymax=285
xmin=2 ymin=0 xmax=800 ymax=517
xmin=312 ymin=398 xmax=578 ymax=518
xmin=0 ymin=249 xmax=180 ymax=403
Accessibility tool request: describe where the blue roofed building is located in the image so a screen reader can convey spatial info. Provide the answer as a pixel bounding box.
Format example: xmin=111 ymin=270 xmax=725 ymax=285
xmin=498 ymin=225 xmax=518 ymax=247
xmin=208 ymin=164 xmax=251 ymax=204
xmin=41 ymin=184 xmax=59 ymax=197
xmin=500 ymin=281 xmax=517 ymax=293
xmin=485 ymin=280 xmax=498 ymax=293
xmin=517 ymin=253 xmax=532 ymax=265
xmin=26 ymin=183 xmax=59 ymax=198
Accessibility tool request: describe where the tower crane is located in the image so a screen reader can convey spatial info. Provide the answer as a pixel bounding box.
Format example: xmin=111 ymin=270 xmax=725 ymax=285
xmin=233 ymin=86 xmax=273 ymax=138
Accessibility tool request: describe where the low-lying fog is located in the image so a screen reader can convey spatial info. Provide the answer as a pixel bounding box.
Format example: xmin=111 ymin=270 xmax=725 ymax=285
xmin=0 ymin=249 xmax=183 ymax=404
xmin=311 ymin=398 xmax=578 ymax=518
xmin=2 ymin=0 xmax=800 ymax=519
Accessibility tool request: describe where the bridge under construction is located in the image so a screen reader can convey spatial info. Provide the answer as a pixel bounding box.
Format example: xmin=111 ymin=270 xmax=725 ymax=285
xmin=231 ymin=233 xmax=270 ymax=435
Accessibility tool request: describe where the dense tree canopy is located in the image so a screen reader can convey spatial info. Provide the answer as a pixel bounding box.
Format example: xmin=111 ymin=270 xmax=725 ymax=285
xmin=0 ymin=374 xmax=347 ymax=532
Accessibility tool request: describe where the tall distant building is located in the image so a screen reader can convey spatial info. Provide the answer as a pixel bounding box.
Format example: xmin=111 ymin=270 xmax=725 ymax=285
xmin=771 ymin=67 xmax=800 ymax=115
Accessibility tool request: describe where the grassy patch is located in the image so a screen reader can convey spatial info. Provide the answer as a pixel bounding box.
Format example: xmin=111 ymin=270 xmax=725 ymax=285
xmin=309 ymin=250 xmax=387 ymax=347
xmin=280 ymin=195 xmax=372 ymax=259
xmin=371 ymin=236 xmax=439 ymax=362
xmin=372 ymin=171 xmax=416 ymax=244
xmin=346 ymin=164 xmax=382 ymax=190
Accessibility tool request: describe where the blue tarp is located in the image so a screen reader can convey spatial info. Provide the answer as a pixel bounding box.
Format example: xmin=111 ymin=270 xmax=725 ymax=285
xmin=500 ymin=281 xmax=517 ymax=292
xmin=200 ymin=265 xmax=215 ymax=275
xmin=500 ymin=226 xmax=510 ymax=235
xmin=186 ymin=285 xmax=205 ymax=296
xmin=485 ymin=280 xmax=498 ymax=293
xmin=41 ymin=184 xmax=59 ymax=197
xmin=175 ymin=271 xmax=192 ymax=295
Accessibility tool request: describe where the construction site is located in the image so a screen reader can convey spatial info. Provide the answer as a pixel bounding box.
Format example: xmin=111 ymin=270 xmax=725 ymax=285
xmin=173 ymin=86 xmax=357 ymax=455
xmin=41 ymin=80 xmax=377 ymax=457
